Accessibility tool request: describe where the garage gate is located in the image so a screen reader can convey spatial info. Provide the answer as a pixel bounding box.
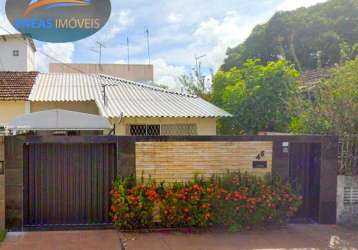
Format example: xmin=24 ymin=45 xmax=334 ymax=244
xmin=23 ymin=142 xmax=117 ymax=228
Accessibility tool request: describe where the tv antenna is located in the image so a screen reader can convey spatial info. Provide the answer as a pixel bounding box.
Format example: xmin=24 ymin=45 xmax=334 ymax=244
xmin=194 ymin=54 xmax=206 ymax=80
xmin=146 ymin=28 xmax=151 ymax=64
xmin=91 ymin=41 xmax=106 ymax=65
xmin=127 ymin=37 xmax=130 ymax=71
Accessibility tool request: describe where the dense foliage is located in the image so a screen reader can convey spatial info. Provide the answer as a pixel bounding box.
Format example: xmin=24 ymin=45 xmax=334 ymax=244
xmin=110 ymin=173 xmax=302 ymax=231
xmin=212 ymin=59 xmax=299 ymax=135
xmin=290 ymin=58 xmax=358 ymax=135
xmin=222 ymin=0 xmax=358 ymax=72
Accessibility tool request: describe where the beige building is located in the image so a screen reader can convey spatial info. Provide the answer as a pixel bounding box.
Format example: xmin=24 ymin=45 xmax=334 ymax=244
xmin=1 ymin=72 xmax=230 ymax=135
xmin=49 ymin=63 xmax=154 ymax=83
xmin=0 ymin=72 xmax=37 ymax=132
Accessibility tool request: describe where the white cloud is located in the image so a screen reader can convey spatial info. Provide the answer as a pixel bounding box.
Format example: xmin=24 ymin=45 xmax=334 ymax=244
xmin=191 ymin=11 xmax=256 ymax=70
xmin=0 ymin=14 xmax=17 ymax=35
xmin=103 ymin=10 xmax=134 ymax=42
xmin=152 ymin=59 xmax=186 ymax=89
xmin=168 ymin=13 xmax=183 ymax=24
xmin=36 ymin=43 xmax=75 ymax=72
xmin=277 ymin=0 xmax=327 ymax=11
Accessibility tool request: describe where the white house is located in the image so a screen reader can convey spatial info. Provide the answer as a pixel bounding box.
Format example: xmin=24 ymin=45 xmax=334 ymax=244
xmin=0 ymin=34 xmax=36 ymax=72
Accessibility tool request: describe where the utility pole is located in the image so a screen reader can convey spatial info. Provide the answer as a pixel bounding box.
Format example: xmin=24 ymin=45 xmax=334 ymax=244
xmin=146 ymin=28 xmax=151 ymax=64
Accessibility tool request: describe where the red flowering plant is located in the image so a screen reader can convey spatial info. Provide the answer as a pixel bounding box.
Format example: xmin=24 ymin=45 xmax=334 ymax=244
xmin=159 ymin=177 xmax=215 ymax=228
xmin=212 ymin=172 xmax=302 ymax=231
xmin=110 ymin=172 xmax=302 ymax=231
xmin=110 ymin=176 xmax=159 ymax=230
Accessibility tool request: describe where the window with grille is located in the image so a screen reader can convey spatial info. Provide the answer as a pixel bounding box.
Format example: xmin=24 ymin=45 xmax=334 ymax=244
xmin=129 ymin=125 xmax=161 ymax=136
xmin=127 ymin=124 xmax=197 ymax=136
xmin=161 ymin=124 xmax=197 ymax=136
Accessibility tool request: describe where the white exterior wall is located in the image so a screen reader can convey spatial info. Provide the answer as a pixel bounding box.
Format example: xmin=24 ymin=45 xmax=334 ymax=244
xmin=337 ymin=175 xmax=358 ymax=225
xmin=0 ymin=36 xmax=35 ymax=71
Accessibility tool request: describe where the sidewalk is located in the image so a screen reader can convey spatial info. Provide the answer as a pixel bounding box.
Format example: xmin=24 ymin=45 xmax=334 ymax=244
xmin=121 ymin=224 xmax=358 ymax=250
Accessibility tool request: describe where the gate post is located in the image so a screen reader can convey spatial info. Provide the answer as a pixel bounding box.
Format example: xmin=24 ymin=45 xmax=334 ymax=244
xmin=5 ymin=136 xmax=26 ymax=231
xmin=0 ymin=137 xmax=5 ymax=230
xmin=319 ymin=136 xmax=339 ymax=224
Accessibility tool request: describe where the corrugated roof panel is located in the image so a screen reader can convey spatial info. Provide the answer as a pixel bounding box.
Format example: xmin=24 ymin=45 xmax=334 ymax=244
xmin=29 ymin=73 xmax=232 ymax=118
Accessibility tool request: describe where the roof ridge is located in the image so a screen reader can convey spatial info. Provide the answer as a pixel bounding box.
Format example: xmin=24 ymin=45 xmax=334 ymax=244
xmin=98 ymin=74 xmax=198 ymax=98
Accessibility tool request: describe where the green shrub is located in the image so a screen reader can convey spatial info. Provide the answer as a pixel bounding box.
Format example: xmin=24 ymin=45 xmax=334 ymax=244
xmin=0 ymin=230 xmax=7 ymax=242
xmin=110 ymin=172 xmax=302 ymax=231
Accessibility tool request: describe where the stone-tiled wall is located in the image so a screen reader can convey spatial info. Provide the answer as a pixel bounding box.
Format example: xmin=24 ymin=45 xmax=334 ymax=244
xmin=0 ymin=137 xmax=5 ymax=229
xmin=136 ymin=141 xmax=273 ymax=182
xmin=337 ymin=175 xmax=358 ymax=224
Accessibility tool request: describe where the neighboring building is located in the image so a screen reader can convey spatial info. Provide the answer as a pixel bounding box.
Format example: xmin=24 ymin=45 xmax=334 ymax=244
xmin=299 ymin=67 xmax=332 ymax=89
xmin=298 ymin=67 xmax=333 ymax=101
xmin=49 ymin=63 xmax=154 ymax=83
xmin=0 ymin=71 xmax=38 ymax=133
xmin=0 ymin=34 xmax=36 ymax=72
xmin=0 ymin=72 xmax=231 ymax=135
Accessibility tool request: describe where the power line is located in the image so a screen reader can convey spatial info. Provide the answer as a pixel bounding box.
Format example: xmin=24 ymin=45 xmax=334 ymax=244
xmin=0 ymin=25 xmax=113 ymax=106
xmin=0 ymin=25 xmax=88 ymax=74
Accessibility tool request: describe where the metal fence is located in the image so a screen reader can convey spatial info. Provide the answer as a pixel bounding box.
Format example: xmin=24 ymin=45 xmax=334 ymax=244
xmin=339 ymin=135 xmax=358 ymax=176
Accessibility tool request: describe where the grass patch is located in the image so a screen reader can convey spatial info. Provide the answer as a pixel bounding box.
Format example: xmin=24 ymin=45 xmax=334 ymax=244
xmin=0 ymin=230 xmax=7 ymax=242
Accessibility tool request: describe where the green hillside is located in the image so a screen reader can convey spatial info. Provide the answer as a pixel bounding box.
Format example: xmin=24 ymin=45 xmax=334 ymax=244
xmin=221 ymin=0 xmax=358 ymax=71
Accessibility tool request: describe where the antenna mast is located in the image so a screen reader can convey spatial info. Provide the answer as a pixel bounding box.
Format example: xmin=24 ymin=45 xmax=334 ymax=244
xmin=127 ymin=37 xmax=130 ymax=71
xmin=146 ymin=28 xmax=151 ymax=64
xmin=96 ymin=41 xmax=105 ymax=65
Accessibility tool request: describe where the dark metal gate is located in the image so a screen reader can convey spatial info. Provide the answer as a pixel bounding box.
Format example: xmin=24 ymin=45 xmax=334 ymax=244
xmin=23 ymin=142 xmax=117 ymax=228
xmin=289 ymin=143 xmax=321 ymax=223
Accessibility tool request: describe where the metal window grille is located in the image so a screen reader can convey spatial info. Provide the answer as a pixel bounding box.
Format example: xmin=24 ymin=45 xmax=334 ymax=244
xmin=128 ymin=125 xmax=161 ymax=136
xmin=127 ymin=124 xmax=198 ymax=136
xmin=344 ymin=187 xmax=358 ymax=205
xmin=161 ymin=124 xmax=197 ymax=136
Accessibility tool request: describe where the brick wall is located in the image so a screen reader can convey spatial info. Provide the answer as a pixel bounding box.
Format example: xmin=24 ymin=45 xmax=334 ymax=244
xmin=136 ymin=141 xmax=273 ymax=182
xmin=0 ymin=137 xmax=5 ymax=229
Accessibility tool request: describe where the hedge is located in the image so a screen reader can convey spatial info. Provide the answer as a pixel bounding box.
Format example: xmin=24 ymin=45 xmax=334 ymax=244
xmin=110 ymin=172 xmax=302 ymax=231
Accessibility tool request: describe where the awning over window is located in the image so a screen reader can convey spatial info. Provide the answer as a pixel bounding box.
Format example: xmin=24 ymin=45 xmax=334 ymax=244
xmin=9 ymin=109 xmax=111 ymax=131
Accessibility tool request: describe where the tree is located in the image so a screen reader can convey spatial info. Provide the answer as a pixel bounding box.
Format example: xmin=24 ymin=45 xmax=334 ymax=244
xmin=290 ymin=58 xmax=358 ymax=135
xmin=213 ymin=59 xmax=299 ymax=135
xmin=178 ymin=72 xmax=212 ymax=101
xmin=221 ymin=0 xmax=358 ymax=72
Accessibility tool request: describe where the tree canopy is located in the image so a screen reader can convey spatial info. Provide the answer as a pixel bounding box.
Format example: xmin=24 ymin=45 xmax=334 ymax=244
xmin=290 ymin=57 xmax=358 ymax=135
xmin=213 ymin=59 xmax=299 ymax=135
xmin=221 ymin=0 xmax=358 ymax=72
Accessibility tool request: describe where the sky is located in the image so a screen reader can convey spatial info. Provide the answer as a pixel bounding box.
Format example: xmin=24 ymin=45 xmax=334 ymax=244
xmin=0 ymin=0 xmax=327 ymax=89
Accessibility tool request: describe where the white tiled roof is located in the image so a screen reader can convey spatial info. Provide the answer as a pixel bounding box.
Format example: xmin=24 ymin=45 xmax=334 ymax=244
xmin=29 ymin=73 xmax=232 ymax=118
